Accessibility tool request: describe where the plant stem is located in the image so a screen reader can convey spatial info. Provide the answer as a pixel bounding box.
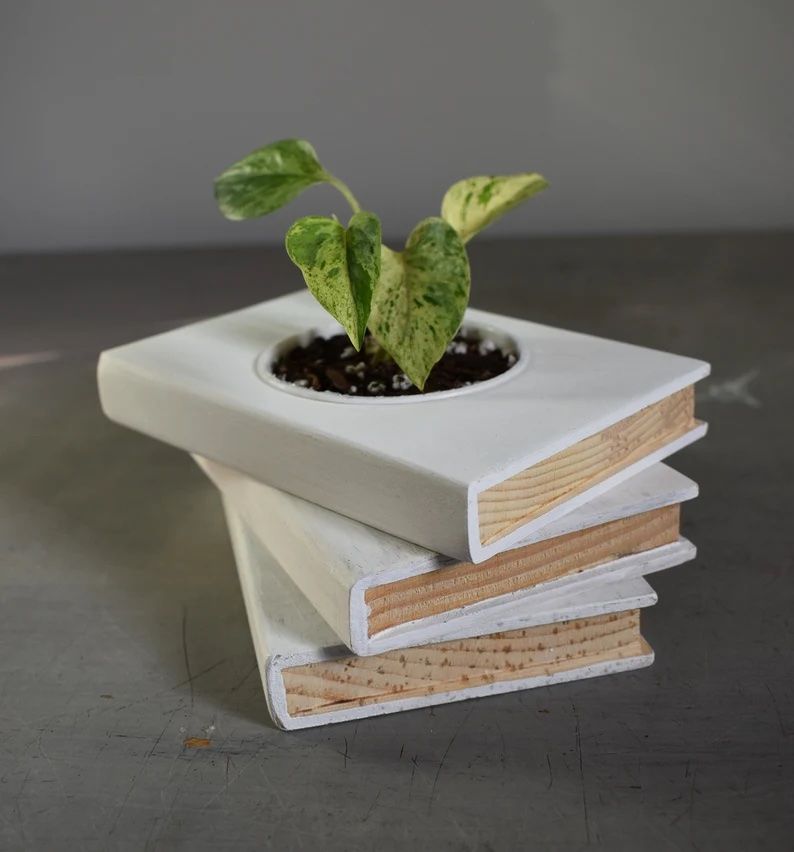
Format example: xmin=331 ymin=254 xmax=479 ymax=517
xmin=327 ymin=175 xmax=362 ymax=214
xmin=364 ymin=334 xmax=393 ymax=365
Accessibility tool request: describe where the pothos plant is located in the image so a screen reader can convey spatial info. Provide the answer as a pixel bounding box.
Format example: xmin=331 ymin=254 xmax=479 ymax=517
xmin=214 ymin=139 xmax=547 ymax=390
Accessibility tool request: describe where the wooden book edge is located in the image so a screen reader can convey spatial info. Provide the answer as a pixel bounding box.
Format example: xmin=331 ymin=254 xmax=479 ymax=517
xmin=365 ymin=505 xmax=679 ymax=637
xmin=477 ymin=385 xmax=698 ymax=545
xmin=282 ymin=609 xmax=648 ymax=720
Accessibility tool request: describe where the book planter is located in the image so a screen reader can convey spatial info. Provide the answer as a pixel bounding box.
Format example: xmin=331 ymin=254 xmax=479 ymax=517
xmin=96 ymin=139 xmax=711 ymax=728
xmin=98 ymin=290 xmax=709 ymax=563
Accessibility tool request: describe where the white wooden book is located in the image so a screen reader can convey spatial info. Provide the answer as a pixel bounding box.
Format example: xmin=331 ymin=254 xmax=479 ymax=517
xmin=200 ymin=457 xmax=697 ymax=655
xmin=98 ymin=290 xmax=709 ymax=562
xmin=224 ymin=504 xmax=657 ymax=730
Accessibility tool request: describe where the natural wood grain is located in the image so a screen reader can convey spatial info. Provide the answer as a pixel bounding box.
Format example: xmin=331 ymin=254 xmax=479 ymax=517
xmin=283 ymin=610 xmax=645 ymax=717
xmin=365 ymin=505 xmax=679 ymax=636
xmin=477 ymin=385 xmax=697 ymax=545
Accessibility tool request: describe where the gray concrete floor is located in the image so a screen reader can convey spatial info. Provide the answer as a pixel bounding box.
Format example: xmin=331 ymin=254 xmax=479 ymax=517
xmin=1 ymin=233 xmax=792 ymax=851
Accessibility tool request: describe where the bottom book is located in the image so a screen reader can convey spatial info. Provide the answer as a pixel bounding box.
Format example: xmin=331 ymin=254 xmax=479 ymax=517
xmin=223 ymin=501 xmax=656 ymax=731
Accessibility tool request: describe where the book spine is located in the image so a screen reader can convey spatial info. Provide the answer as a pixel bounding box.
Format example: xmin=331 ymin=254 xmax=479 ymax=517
xmin=98 ymin=353 xmax=473 ymax=559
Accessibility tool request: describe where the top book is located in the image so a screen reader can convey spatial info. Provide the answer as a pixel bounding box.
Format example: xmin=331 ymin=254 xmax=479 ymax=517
xmin=98 ymin=290 xmax=709 ymax=562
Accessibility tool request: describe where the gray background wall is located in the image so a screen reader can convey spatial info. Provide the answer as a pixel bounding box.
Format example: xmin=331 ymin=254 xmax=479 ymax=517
xmin=1 ymin=0 xmax=792 ymax=253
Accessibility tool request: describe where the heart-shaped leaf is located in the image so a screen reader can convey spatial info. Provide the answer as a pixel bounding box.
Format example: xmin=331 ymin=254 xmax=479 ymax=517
xmin=285 ymin=211 xmax=381 ymax=350
xmin=369 ymin=217 xmax=470 ymax=389
xmin=215 ymin=139 xmax=329 ymax=220
xmin=441 ymin=173 xmax=548 ymax=242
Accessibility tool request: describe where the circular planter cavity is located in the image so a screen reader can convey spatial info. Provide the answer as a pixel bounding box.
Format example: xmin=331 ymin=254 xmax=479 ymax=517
xmin=255 ymin=322 xmax=528 ymax=405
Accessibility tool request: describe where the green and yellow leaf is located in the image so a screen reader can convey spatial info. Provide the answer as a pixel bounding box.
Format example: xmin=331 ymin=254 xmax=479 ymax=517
xmin=214 ymin=139 xmax=329 ymax=220
xmin=369 ymin=217 xmax=470 ymax=389
xmin=285 ymin=212 xmax=381 ymax=350
xmin=441 ymin=173 xmax=548 ymax=242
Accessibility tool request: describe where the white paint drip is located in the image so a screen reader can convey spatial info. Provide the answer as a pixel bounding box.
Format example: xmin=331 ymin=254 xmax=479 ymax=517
xmin=701 ymin=369 xmax=761 ymax=408
xmin=0 ymin=350 xmax=63 ymax=371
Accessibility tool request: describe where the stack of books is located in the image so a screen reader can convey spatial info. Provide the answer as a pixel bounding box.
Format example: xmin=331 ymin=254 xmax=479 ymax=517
xmin=98 ymin=291 xmax=709 ymax=730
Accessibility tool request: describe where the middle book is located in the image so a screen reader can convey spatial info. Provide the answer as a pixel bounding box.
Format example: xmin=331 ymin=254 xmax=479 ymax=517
xmin=197 ymin=458 xmax=696 ymax=656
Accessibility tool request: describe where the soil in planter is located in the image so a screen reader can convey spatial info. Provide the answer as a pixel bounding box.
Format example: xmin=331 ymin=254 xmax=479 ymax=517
xmin=272 ymin=331 xmax=517 ymax=397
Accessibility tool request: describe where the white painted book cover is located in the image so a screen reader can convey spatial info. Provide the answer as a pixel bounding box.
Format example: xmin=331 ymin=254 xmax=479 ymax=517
xmin=200 ymin=456 xmax=697 ymax=656
xmin=223 ymin=504 xmax=657 ymax=730
xmin=98 ymin=290 xmax=709 ymax=561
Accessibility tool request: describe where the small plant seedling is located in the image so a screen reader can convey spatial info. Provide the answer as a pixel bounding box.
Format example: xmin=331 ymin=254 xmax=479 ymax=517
xmin=214 ymin=139 xmax=547 ymax=390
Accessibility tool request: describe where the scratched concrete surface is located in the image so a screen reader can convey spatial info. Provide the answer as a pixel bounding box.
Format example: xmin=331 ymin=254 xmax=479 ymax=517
xmin=1 ymin=233 xmax=792 ymax=851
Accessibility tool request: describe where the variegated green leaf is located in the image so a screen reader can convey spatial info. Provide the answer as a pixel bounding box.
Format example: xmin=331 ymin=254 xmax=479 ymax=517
xmin=369 ymin=218 xmax=470 ymax=389
xmin=441 ymin=173 xmax=548 ymax=242
xmin=344 ymin=211 xmax=381 ymax=339
xmin=285 ymin=212 xmax=381 ymax=350
xmin=214 ymin=139 xmax=329 ymax=220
